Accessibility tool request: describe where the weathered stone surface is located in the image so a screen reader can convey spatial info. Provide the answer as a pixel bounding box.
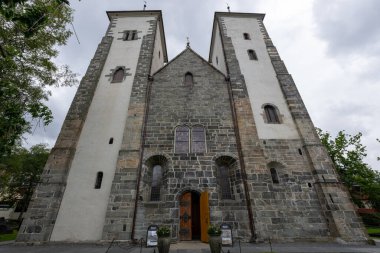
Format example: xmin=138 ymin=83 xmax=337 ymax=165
xmin=17 ymin=36 xmax=113 ymax=242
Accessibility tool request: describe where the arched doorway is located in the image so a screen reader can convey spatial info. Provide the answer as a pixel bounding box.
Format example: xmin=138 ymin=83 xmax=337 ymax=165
xmin=179 ymin=191 xmax=209 ymax=241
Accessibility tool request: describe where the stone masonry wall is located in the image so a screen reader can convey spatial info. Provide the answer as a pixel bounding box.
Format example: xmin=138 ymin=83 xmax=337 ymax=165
xmin=17 ymin=36 xmax=113 ymax=242
xmin=102 ymin=18 xmax=158 ymax=241
xmin=133 ymin=48 xmax=251 ymax=241
xmin=216 ymin=14 xmax=361 ymax=242
xmin=257 ymin=19 xmax=368 ymax=242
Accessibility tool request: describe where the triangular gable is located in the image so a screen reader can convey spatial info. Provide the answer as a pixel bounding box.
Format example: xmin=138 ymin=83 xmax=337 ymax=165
xmin=152 ymin=47 xmax=227 ymax=78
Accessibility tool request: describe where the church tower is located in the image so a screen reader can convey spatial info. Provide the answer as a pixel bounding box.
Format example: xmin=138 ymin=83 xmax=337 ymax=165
xmin=209 ymin=12 xmax=367 ymax=242
xmin=17 ymin=10 xmax=167 ymax=242
xmin=18 ymin=10 xmax=368 ymax=243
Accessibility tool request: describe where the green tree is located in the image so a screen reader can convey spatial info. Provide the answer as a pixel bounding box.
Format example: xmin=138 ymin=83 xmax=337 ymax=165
xmin=0 ymin=0 xmax=77 ymax=156
xmin=0 ymin=143 xmax=49 ymax=219
xmin=317 ymin=129 xmax=380 ymax=210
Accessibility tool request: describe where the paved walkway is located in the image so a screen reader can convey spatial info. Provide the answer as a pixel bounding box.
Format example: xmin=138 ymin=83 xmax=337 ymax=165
xmin=0 ymin=240 xmax=379 ymax=253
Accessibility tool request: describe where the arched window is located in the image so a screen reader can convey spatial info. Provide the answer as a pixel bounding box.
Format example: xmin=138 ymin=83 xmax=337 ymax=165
xmin=185 ymin=72 xmax=193 ymax=86
xmin=192 ymin=126 xmax=206 ymax=153
xmin=94 ymin=172 xmax=103 ymax=189
xmin=270 ymin=168 xmax=279 ymax=184
xmin=264 ymin=105 xmax=280 ymax=123
xmin=243 ymin=33 xmax=251 ymax=40
xmin=175 ymin=126 xmax=190 ymax=153
xmin=247 ymin=49 xmax=258 ymax=60
xmin=215 ymin=156 xmax=238 ymax=200
xmin=150 ymin=165 xmax=162 ymax=201
xmin=219 ymin=165 xmax=232 ymax=199
xmin=112 ymin=68 xmax=124 ymax=83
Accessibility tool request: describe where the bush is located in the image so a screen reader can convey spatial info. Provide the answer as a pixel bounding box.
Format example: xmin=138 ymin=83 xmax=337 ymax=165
xmin=157 ymin=226 xmax=171 ymax=237
xmin=360 ymin=213 xmax=380 ymax=227
xmin=207 ymin=224 xmax=221 ymax=235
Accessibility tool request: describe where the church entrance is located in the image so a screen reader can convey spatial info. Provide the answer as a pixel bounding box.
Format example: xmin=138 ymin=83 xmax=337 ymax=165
xmin=179 ymin=191 xmax=209 ymax=242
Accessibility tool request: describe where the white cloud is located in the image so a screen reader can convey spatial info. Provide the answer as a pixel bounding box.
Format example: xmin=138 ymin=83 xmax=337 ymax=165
xmin=24 ymin=0 xmax=380 ymax=170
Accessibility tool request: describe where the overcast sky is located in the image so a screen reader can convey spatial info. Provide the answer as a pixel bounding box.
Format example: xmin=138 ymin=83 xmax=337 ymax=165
xmin=24 ymin=0 xmax=380 ymax=170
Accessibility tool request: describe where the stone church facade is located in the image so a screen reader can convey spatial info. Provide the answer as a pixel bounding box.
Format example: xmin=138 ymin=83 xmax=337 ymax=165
xmin=17 ymin=10 xmax=368 ymax=243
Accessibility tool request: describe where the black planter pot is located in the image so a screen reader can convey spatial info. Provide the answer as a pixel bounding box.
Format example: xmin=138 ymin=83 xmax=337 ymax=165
xmin=208 ymin=234 xmax=221 ymax=253
xmin=157 ymin=236 xmax=171 ymax=253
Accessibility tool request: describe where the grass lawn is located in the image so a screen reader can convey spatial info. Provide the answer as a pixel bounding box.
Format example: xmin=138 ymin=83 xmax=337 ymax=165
xmin=0 ymin=230 xmax=17 ymax=242
xmin=367 ymin=227 xmax=380 ymax=237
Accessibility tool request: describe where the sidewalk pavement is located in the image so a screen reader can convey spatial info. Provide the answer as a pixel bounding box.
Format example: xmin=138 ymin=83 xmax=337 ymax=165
xmin=0 ymin=240 xmax=379 ymax=253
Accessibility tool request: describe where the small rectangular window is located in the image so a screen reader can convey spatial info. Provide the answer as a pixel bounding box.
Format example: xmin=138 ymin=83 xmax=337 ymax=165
xmin=95 ymin=172 xmax=103 ymax=189
xmin=243 ymin=33 xmax=251 ymax=40
xmin=248 ymin=50 xmax=258 ymax=60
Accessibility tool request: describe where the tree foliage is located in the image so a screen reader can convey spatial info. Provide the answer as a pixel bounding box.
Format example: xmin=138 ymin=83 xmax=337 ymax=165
xmin=317 ymin=129 xmax=380 ymax=210
xmin=0 ymin=0 xmax=77 ymax=156
xmin=0 ymin=144 xmax=49 ymax=215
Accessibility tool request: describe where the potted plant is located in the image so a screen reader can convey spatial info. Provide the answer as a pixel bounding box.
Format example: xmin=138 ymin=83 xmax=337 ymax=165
xmin=157 ymin=226 xmax=171 ymax=253
xmin=208 ymin=224 xmax=222 ymax=253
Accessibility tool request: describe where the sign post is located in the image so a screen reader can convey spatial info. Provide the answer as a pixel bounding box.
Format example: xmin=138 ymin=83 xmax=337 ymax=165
xmin=220 ymin=223 xmax=233 ymax=246
xmin=146 ymin=225 xmax=159 ymax=247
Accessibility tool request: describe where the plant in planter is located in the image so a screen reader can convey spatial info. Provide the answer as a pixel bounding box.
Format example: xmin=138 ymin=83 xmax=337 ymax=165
xmin=157 ymin=226 xmax=171 ymax=253
xmin=208 ymin=224 xmax=222 ymax=253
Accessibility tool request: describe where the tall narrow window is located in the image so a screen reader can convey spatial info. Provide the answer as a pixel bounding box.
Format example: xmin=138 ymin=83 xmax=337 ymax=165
xmin=175 ymin=126 xmax=190 ymax=153
xmin=150 ymin=165 xmax=162 ymax=201
xmin=247 ymin=49 xmax=258 ymax=60
xmin=185 ymin=72 xmax=193 ymax=86
xmin=192 ymin=126 xmax=206 ymax=153
xmin=219 ymin=165 xmax=232 ymax=199
xmin=243 ymin=33 xmax=251 ymax=40
xmin=264 ymin=105 xmax=280 ymax=123
xmin=270 ymin=168 xmax=279 ymax=184
xmin=112 ymin=68 xmax=124 ymax=83
xmin=95 ymin=172 xmax=103 ymax=189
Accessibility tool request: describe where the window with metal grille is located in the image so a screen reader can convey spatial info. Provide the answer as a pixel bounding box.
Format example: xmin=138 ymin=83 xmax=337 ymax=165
xmin=270 ymin=168 xmax=279 ymax=184
xmin=150 ymin=165 xmax=162 ymax=201
xmin=192 ymin=126 xmax=206 ymax=153
xmin=219 ymin=165 xmax=232 ymax=199
xmin=264 ymin=105 xmax=280 ymax=123
xmin=112 ymin=68 xmax=124 ymax=83
xmin=247 ymin=49 xmax=258 ymax=60
xmin=175 ymin=126 xmax=190 ymax=153
xmin=185 ymin=72 xmax=193 ymax=86
xmin=124 ymin=30 xmax=138 ymax=41
xmin=243 ymin=33 xmax=251 ymax=40
xmin=95 ymin=172 xmax=103 ymax=189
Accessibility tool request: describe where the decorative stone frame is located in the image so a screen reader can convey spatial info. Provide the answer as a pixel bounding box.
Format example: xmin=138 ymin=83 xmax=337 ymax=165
xmin=105 ymin=66 xmax=132 ymax=83
xmin=117 ymin=30 xmax=140 ymax=41
xmin=141 ymin=154 xmax=170 ymax=202
xmin=183 ymin=72 xmax=195 ymax=87
xmin=173 ymin=124 xmax=207 ymax=154
xmin=213 ymin=155 xmax=241 ymax=201
xmin=261 ymin=103 xmax=283 ymax=124
xmin=267 ymin=161 xmax=285 ymax=184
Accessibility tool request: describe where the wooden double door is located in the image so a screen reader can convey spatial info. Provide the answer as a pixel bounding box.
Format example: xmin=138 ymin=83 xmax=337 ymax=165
xmin=179 ymin=191 xmax=209 ymax=242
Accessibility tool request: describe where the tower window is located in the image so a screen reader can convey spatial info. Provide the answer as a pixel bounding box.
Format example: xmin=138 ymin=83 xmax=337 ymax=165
xmin=219 ymin=165 xmax=232 ymax=199
xmin=192 ymin=126 xmax=206 ymax=153
xmin=124 ymin=30 xmax=138 ymax=41
xmin=264 ymin=105 xmax=280 ymax=124
xmin=243 ymin=33 xmax=251 ymax=40
xmin=175 ymin=126 xmax=190 ymax=153
xmin=216 ymin=56 xmax=219 ymax=65
xmin=247 ymin=49 xmax=258 ymax=60
xmin=184 ymin=72 xmax=193 ymax=86
xmin=109 ymin=138 xmax=114 ymax=144
xmin=270 ymin=168 xmax=279 ymax=184
xmin=95 ymin=172 xmax=103 ymax=189
xmin=150 ymin=165 xmax=162 ymax=201
xmin=112 ymin=68 xmax=125 ymax=83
